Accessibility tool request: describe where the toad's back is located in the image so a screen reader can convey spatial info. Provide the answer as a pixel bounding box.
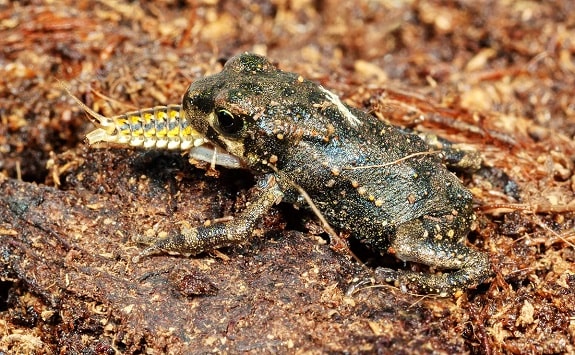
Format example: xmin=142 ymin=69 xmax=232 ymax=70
xmin=272 ymin=99 xmax=474 ymax=250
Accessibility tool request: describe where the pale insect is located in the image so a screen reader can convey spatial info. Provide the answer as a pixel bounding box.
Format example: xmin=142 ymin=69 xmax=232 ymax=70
xmin=62 ymin=83 xmax=243 ymax=169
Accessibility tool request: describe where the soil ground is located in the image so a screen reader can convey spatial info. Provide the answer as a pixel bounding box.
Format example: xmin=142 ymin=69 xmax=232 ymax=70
xmin=1 ymin=0 xmax=575 ymax=353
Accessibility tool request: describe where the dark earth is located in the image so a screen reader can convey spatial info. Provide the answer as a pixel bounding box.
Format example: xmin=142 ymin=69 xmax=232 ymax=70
xmin=1 ymin=1 xmax=575 ymax=353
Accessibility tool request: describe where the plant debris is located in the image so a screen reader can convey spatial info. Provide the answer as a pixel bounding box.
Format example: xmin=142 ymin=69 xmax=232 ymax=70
xmin=1 ymin=1 xmax=574 ymax=353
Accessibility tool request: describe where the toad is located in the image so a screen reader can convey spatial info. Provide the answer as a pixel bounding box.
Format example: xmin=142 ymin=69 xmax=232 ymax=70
xmin=91 ymin=53 xmax=492 ymax=295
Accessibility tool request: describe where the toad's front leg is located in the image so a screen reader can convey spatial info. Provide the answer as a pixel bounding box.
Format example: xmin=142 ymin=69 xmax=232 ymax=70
xmin=133 ymin=175 xmax=284 ymax=262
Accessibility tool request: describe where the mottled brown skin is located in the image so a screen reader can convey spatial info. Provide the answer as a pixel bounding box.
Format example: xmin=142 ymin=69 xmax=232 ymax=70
xmin=136 ymin=53 xmax=491 ymax=296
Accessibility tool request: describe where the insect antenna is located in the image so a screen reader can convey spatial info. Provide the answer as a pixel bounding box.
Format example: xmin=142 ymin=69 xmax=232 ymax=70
xmin=58 ymin=80 xmax=117 ymax=137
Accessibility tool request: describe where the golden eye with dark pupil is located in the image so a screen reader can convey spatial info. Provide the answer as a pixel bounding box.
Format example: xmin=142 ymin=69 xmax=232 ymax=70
xmin=216 ymin=109 xmax=244 ymax=134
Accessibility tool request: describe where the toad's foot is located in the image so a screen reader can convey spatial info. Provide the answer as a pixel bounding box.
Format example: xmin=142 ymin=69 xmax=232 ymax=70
xmin=374 ymin=259 xmax=491 ymax=297
xmin=374 ymin=245 xmax=492 ymax=297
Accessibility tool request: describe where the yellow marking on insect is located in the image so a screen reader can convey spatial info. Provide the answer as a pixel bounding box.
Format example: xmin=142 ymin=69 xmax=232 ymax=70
xmin=155 ymin=109 xmax=168 ymax=138
xmin=142 ymin=112 xmax=155 ymax=138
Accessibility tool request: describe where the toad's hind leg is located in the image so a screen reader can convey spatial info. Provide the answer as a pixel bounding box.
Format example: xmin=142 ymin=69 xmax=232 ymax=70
xmin=417 ymin=132 xmax=482 ymax=172
xmin=132 ymin=175 xmax=284 ymax=262
xmin=376 ymin=220 xmax=492 ymax=296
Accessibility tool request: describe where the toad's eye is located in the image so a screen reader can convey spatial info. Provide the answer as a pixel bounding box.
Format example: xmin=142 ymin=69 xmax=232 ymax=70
xmin=216 ymin=109 xmax=244 ymax=134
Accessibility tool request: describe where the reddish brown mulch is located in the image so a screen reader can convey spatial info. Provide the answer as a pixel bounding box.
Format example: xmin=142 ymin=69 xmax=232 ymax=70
xmin=1 ymin=1 xmax=574 ymax=353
